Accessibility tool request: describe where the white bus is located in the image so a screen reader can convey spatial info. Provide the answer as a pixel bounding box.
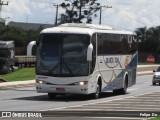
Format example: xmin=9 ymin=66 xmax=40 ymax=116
xmin=36 ymin=23 xmax=138 ymax=99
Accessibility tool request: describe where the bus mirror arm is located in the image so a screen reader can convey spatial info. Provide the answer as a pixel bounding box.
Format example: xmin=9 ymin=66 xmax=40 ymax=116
xmin=87 ymin=44 xmax=93 ymax=61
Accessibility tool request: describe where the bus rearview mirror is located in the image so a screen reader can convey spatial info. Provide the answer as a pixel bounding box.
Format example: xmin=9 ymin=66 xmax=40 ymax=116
xmin=87 ymin=44 xmax=93 ymax=61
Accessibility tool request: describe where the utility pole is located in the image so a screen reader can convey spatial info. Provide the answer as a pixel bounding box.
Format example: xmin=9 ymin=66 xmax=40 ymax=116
xmin=99 ymin=5 xmax=112 ymax=25
xmin=79 ymin=0 xmax=82 ymax=23
xmin=53 ymin=4 xmax=59 ymax=25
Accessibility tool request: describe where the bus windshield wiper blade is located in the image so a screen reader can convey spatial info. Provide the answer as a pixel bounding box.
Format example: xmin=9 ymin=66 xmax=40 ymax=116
xmin=48 ymin=63 xmax=60 ymax=74
xmin=62 ymin=61 xmax=74 ymax=75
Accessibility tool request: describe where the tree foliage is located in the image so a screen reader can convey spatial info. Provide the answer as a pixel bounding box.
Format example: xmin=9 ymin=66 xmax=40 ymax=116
xmin=59 ymin=0 xmax=100 ymax=24
xmin=0 ymin=24 xmax=39 ymax=47
xmin=135 ymin=26 xmax=160 ymax=60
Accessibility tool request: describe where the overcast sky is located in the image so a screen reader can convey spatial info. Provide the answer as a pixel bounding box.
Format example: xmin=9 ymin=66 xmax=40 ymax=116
xmin=0 ymin=0 xmax=160 ymax=31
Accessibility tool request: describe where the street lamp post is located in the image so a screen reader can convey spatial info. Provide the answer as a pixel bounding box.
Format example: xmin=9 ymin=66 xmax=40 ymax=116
xmin=99 ymin=6 xmax=112 ymax=25
xmin=79 ymin=0 xmax=82 ymax=23
xmin=99 ymin=6 xmax=102 ymax=25
xmin=53 ymin=4 xmax=59 ymax=25
xmin=55 ymin=5 xmax=58 ymax=25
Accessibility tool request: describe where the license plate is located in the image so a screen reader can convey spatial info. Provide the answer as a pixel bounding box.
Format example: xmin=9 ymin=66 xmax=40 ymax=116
xmin=56 ymin=88 xmax=65 ymax=92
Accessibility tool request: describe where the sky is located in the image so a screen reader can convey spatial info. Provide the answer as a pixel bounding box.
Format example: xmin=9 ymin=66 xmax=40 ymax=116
xmin=0 ymin=0 xmax=160 ymax=31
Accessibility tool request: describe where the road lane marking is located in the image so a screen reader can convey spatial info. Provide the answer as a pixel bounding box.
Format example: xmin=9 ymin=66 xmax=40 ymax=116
xmin=40 ymin=89 xmax=160 ymax=111
xmin=127 ymin=88 xmax=138 ymax=91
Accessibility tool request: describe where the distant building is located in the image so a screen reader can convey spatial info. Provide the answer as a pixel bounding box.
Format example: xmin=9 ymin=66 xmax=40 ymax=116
xmin=8 ymin=21 xmax=54 ymax=30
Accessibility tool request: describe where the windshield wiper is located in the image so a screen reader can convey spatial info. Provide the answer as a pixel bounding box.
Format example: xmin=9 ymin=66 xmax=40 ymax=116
xmin=62 ymin=61 xmax=74 ymax=75
xmin=48 ymin=62 xmax=60 ymax=74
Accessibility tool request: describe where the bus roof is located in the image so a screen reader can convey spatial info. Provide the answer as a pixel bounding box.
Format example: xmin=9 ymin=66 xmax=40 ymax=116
xmin=41 ymin=23 xmax=135 ymax=35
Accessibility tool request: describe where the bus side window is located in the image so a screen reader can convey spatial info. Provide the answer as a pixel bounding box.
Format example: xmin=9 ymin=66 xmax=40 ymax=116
xmin=103 ymin=34 xmax=110 ymax=54
xmin=97 ymin=34 xmax=104 ymax=55
xmin=109 ymin=34 xmax=121 ymax=54
xmin=120 ymin=35 xmax=129 ymax=54
xmin=128 ymin=36 xmax=138 ymax=53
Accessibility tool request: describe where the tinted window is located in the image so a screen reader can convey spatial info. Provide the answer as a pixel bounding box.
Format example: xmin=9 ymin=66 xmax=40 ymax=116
xmin=97 ymin=33 xmax=137 ymax=55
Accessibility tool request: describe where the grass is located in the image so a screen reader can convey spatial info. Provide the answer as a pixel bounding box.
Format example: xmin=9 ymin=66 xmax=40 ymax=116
xmin=148 ymin=117 xmax=160 ymax=120
xmin=138 ymin=61 xmax=159 ymax=65
xmin=0 ymin=67 xmax=35 ymax=82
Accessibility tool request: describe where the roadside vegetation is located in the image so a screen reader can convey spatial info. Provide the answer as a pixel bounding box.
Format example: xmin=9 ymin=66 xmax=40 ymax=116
xmin=0 ymin=24 xmax=40 ymax=48
xmin=138 ymin=61 xmax=159 ymax=65
xmin=148 ymin=117 xmax=160 ymax=120
xmin=0 ymin=67 xmax=35 ymax=82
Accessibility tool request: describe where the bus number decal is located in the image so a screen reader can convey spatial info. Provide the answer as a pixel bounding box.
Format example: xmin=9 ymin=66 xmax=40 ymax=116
xmin=104 ymin=56 xmax=121 ymax=68
xmin=106 ymin=57 xmax=120 ymax=63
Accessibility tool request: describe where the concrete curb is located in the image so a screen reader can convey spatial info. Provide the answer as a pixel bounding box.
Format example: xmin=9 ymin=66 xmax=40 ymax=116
xmin=0 ymin=80 xmax=35 ymax=89
xmin=136 ymin=71 xmax=153 ymax=75
xmin=137 ymin=64 xmax=159 ymax=68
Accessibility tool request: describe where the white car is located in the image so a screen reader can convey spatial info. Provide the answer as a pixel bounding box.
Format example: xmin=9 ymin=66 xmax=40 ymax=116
xmin=153 ymin=67 xmax=160 ymax=85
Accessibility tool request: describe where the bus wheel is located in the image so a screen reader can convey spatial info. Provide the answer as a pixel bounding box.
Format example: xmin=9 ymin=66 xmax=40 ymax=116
xmin=93 ymin=83 xmax=101 ymax=99
xmin=48 ymin=93 xmax=56 ymax=99
xmin=153 ymin=82 xmax=156 ymax=85
xmin=120 ymin=77 xmax=128 ymax=95
xmin=113 ymin=77 xmax=128 ymax=95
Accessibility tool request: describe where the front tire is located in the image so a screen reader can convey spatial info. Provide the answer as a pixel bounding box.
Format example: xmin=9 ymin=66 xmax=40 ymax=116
xmin=153 ymin=82 xmax=156 ymax=85
xmin=92 ymin=82 xmax=101 ymax=99
xmin=48 ymin=93 xmax=56 ymax=99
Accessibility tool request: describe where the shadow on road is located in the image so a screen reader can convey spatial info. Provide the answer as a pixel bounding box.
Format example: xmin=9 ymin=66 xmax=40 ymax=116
xmin=12 ymin=92 xmax=130 ymax=102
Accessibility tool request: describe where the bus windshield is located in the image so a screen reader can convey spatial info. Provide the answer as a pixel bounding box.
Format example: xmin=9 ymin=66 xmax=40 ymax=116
xmin=0 ymin=49 xmax=10 ymax=58
xmin=36 ymin=34 xmax=90 ymax=77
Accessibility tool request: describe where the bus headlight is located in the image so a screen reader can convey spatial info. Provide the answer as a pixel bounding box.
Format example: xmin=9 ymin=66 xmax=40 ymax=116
xmin=36 ymin=80 xmax=47 ymax=84
xmin=74 ymin=81 xmax=88 ymax=86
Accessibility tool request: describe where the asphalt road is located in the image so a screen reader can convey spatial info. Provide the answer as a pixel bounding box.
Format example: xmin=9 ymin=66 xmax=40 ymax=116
xmin=0 ymin=74 xmax=160 ymax=120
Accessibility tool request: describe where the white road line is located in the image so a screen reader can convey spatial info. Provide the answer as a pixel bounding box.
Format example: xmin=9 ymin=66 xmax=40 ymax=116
xmin=40 ymin=90 xmax=160 ymax=111
xmin=127 ymin=88 xmax=138 ymax=91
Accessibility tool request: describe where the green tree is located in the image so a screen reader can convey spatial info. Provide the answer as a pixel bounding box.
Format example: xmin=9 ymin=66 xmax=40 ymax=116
xmin=0 ymin=25 xmax=39 ymax=47
xmin=135 ymin=25 xmax=160 ymax=62
xmin=59 ymin=0 xmax=100 ymax=24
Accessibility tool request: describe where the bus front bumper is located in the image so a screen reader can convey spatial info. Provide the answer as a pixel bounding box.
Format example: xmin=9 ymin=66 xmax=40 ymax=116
xmin=36 ymin=83 xmax=89 ymax=95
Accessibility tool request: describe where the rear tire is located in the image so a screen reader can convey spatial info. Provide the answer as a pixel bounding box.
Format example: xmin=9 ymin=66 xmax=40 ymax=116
xmin=153 ymin=82 xmax=156 ymax=85
xmin=113 ymin=76 xmax=128 ymax=95
xmin=48 ymin=93 xmax=56 ymax=99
